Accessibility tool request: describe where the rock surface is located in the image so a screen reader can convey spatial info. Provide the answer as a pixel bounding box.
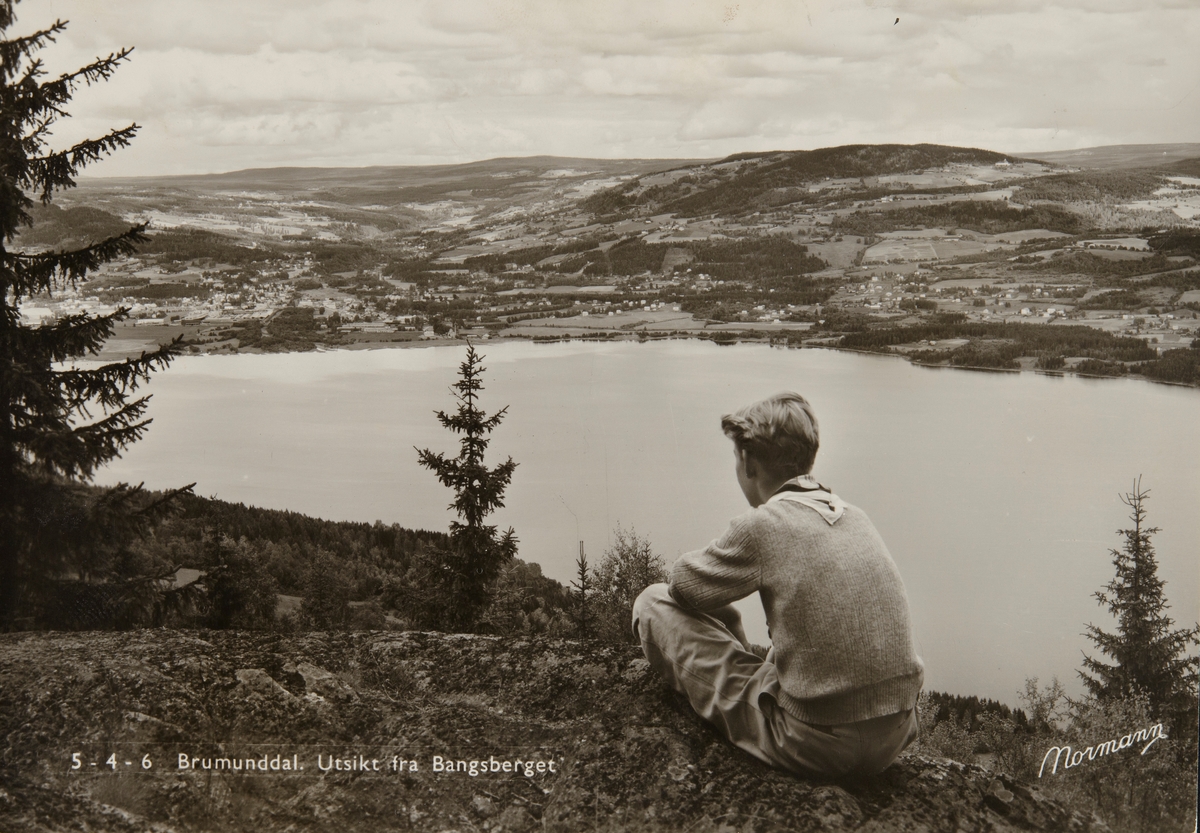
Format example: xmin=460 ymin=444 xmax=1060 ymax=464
xmin=0 ymin=630 xmax=1109 ymax=832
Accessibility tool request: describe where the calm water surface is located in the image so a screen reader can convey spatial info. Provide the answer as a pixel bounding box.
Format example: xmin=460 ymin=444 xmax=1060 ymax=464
xmin=97 ymin=340 xmax=1200 ymax=704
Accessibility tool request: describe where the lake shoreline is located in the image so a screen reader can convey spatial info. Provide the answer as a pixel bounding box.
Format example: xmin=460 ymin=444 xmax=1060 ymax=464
xmin=98 ymin=323 xmax=1200 ymax=390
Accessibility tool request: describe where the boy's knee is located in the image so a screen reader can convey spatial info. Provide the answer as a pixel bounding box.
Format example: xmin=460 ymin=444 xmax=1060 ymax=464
xmin=633 ymin=582 xmax=671 ymax=618
xmin=631 ymin=582 xmax=672 ymax=639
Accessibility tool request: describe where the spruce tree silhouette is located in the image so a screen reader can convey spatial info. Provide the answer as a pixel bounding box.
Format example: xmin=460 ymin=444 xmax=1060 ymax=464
xmin=1 ymin=2 xmax=191 ymax=628
xmin=1080 ymin=478 xmax=1199 ymax=733
xmin=416 ymin=343 xmax=517 ymax=630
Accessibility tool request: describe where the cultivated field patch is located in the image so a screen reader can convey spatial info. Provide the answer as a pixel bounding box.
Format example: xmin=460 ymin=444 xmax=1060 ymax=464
xmin=864 ymin=239 xmax=938 ymax=263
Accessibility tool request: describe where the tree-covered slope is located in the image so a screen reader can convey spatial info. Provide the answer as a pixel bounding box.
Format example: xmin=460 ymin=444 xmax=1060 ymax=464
xmin=583 ymin=143 xmax=1016 ymax=219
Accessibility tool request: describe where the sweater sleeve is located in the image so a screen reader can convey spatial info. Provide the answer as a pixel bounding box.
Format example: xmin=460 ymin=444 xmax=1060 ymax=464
xmin=669 ymin=510 xmax=760 ymax=611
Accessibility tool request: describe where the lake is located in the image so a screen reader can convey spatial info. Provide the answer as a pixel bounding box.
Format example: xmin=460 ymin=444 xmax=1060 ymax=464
xmin=96 ymin=340 xmax=1200 ymax=706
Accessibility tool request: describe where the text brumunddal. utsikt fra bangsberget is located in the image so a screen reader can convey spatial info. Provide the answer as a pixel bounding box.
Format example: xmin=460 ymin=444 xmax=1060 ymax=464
xmin=175 ymin=752 xmax=558 ymax=777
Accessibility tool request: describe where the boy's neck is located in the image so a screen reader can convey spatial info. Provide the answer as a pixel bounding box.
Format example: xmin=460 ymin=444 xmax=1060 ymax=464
xmin=745 ymin=470 xmax=796 ymax=508
xmin=736 ymin=446 xmax=815 ymax=507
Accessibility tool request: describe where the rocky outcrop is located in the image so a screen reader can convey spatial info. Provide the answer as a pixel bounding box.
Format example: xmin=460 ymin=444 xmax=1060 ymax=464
xmin=0 ymin=631 xmax=1108 ymax=832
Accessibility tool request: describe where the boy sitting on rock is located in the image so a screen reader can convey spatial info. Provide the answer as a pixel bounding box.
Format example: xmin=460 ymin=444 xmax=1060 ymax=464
xmin=633 ymin=392 xmax=924 ymax=778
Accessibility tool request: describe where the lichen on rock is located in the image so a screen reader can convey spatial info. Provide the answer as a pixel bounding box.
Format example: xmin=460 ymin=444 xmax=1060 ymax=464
xmin=0 ymin=631 xmax=1109 ymax=832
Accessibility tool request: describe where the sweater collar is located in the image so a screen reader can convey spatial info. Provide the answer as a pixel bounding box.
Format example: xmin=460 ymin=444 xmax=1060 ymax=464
xmin=767 ymin=476 xmax=846 ymax=525
xmin=772 ymin=474 xmax=828 ymax=494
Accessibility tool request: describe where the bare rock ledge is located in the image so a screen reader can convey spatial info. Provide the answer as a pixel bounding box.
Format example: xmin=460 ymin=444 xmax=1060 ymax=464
xmin=0 ymin=631 xmax=1108 ymax=832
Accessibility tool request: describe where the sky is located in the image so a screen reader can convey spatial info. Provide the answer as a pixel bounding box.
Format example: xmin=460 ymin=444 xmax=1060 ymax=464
xmin=14 ymin=0 xmax=1200 ymax=177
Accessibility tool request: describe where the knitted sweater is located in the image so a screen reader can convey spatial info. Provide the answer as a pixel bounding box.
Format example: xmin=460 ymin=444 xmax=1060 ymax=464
xmin=669 ymin=497 xmax=925 ymax=725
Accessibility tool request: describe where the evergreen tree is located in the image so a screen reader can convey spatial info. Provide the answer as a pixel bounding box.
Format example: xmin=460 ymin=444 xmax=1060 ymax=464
xmin=0 ymin=2 xmax=187 ymax=627
xmin=300 ymin=549 xmax=351 ymax=630
xmin=1080 ymin=479 xmax=1199 ymax=729
xmin=415 ymin=342 xmax=517 ymax=630
xmin=570 ymin=541 xmax=592 ymax=639
xmin=204 ymin=535 xmax=279 ymax=630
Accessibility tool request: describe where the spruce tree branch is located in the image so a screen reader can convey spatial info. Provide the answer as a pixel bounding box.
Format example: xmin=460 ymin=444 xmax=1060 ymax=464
xmin=47 ymin=47 xmax=134 ymax=91
xmin=69 ymin=406 xmax=154 ymax=469
xmin=4 ymin=223 xmax=148 ymax=293
xmin=0 ymin=21 xmax=67 ymax=81
xmin=21 ymin=112 xmax=56 ymax=149
xmin=25 ymin=124 xmax=140 ymax=201
xmin=19 ymin=308 xmax=128 ymax=364
xmin=27 ymin=125 xmax=140 ymax=169
xmin=55 ymin=339 xmax=179 ymax=409
xmin=132 ymin=482 xmax=197 ymax=519
xmin=19 ymin=407 xmax=151 ymax=480
xmin=9 ymin=50 xmax=135 ymax=125
xmin=14 ymin=55 xmax=44 ymax=90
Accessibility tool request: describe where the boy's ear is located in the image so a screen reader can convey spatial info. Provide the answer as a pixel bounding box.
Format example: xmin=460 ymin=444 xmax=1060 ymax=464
xmin=741 ymin=449 xmax=758 ymax=478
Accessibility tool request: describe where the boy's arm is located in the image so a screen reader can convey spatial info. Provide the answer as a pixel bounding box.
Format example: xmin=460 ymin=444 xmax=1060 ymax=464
xmin=706 ymin=603 xmax=753 ymax=650
xmin=669 ymin=511 xmax=760 ymax=612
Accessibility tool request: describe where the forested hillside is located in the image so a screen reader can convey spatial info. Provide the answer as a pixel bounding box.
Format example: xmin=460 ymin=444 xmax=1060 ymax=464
xmin=583 ymin=144 xmax=1015 ymax=219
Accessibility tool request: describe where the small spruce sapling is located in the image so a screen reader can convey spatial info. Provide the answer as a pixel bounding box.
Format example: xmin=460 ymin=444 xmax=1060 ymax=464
xmin=1079 ymin=478 xmax=1199 ymax=736
xmin=415 ymin=343 xmax=517 ymax=631
xmin=570 ymin=541 xmax=592 ymax=639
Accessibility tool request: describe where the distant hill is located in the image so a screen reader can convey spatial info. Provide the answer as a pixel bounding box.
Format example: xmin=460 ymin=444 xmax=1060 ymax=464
xmin=77 ymin=156 xmax=699 ymax=208
xmin=1026 ymin=143 xmax=1200 ymax=170
xmin=582 ymin=143 xmax=1019 ymax=219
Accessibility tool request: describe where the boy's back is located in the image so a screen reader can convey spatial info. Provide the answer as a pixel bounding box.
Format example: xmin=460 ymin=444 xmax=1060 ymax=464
xmin=670 ymin=496 xmax=924 ymax=726
xmin=632 ymin=392 xmax=924 ymax=778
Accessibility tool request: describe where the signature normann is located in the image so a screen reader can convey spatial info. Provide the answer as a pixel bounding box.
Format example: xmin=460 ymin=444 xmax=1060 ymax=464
xmin=1039 ymin=723 xmax=1165 ymax=777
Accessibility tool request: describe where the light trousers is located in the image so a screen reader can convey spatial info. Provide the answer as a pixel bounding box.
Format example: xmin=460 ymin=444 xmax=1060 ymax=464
xmin=632 ymin=583 xmax=918 ymax=779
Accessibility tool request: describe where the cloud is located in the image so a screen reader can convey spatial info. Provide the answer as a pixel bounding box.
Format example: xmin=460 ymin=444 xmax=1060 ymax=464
xmin=15 ymin=0 xmax=1198 ymax=175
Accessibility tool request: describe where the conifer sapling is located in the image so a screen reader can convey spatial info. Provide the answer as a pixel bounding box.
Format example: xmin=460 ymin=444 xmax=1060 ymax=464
xmin=1079 ymin=478 xmax=1199 ymax=732
xmin=416 ymin=343 xmax=517 ymax=630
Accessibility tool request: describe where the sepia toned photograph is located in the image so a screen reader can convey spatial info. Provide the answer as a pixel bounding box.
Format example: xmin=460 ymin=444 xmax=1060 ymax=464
xmin=1 ymin=1 xmax=1197 ymax=831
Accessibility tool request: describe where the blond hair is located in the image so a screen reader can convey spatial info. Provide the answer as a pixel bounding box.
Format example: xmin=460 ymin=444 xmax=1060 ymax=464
xmin=720 ymin=392 xmax=819 ymax=478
